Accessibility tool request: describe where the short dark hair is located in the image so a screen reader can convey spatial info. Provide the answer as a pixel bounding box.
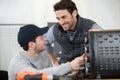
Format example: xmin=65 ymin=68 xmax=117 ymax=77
xmin=53 ymin=0 xmax=78 ymax=14
xmin=22 ymin=44 xmax=29 ymax=51
xmin=22 ymin=37 xmax=36 ymax=51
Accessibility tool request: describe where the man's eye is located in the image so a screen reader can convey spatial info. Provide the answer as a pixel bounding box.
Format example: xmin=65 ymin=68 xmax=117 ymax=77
xmin=56 ymin=17 xmax=59 ymax=20
xmin=62 ymin=16 xmax=66 ymax=19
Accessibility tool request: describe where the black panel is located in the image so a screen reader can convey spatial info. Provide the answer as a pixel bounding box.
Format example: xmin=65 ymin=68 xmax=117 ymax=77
xmin=88 ymin=30 xmax=120 ymax=78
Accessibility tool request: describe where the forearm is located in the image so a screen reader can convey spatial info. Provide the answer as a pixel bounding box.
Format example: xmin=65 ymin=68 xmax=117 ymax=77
xmin=16 ymin=62 xmax=71 ymax=77
xmin=45 ymin=39 xmax=59 ymax=66
xmin=48 ymin=53 xmax=59 ymax=66
xmin=40 ymin=62 xmax=72 ymax=76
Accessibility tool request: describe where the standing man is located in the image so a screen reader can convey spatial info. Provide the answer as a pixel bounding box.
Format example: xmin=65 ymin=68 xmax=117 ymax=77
xmin=8 ymin=24 xmax=86 ymax=80
xmin=46 ymin=0 xmax=102 ymax=65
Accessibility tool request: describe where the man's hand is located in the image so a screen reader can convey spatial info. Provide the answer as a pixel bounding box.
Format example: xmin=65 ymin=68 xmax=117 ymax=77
xmin=45 ymin=40 xmax=54 ymax=54
xmin=69 ymin=54 xmax=87 ymax=70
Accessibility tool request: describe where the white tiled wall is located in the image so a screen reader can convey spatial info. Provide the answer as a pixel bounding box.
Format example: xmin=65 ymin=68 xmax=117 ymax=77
xmin=0 ymin=25 xmax=23 ymax=70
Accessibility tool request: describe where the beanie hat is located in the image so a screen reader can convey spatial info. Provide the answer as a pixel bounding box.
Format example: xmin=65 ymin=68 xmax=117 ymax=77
xmin=18 ymin=24 xmax=49 ymax=47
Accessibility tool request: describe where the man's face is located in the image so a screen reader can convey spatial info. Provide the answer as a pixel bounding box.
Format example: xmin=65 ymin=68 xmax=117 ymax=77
xmin=33 ymin=36 xmax=46 ymax=53
xmin=55 ymin=9 xmax=77 ymax=31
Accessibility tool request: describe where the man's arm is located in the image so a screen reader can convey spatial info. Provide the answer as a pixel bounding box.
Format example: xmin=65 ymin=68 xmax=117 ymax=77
xmin=45 ymin=25 xmax=59 ymax=66
xmin=16 ymin=54 xmax=86 ymax=80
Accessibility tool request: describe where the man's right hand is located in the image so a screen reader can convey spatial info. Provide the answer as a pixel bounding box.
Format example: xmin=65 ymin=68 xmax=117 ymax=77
xmin=69 ymin=54 xmax=86 ymax=70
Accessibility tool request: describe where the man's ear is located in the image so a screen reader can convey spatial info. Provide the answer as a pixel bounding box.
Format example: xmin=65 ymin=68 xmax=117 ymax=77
xmin=72 ymin=10 xmax=77 ymax=17
xmin=28 ymin=41 xmax=35 ymax=48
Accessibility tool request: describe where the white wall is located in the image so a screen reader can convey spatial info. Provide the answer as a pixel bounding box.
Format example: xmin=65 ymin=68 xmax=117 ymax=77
xmin=0 ymin=0 xmax=34 ymax=24
xmin=0 ymin=0 xmax=120 ymax=70
xmin=78 ymin=0 xmax=120 ymax=29
xmin=0 ymin=25 xmax=22 ymax=70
